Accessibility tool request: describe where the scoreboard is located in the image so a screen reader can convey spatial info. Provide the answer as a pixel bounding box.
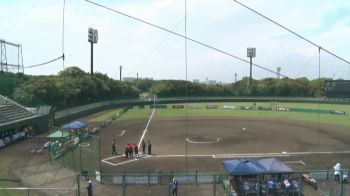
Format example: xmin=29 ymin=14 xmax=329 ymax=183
xmin=325 ymin=80 xmax=350 ymax=98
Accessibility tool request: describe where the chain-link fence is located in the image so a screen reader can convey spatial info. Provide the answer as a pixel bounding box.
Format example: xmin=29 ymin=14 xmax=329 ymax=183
xmin=45 ymin=128 xmax=101 ymax=176
xmin=75 ymin=169 xmax=349 ymax=196
xmin=2 ymin=169 xmax=349 ymax=196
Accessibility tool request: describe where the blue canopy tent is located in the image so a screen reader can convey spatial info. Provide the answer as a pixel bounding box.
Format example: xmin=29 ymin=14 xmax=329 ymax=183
xmin=62 ymin=120 xmax=87 ymax=129
xmin=222 ymin=158 xmax=267 ymax=175
xmin=258 ymin=158 xmax=293 ymax=173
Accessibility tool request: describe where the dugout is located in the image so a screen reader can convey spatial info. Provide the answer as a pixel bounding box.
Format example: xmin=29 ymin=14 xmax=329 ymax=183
xmin=46 ymin=128 xmax=75 ymax=159
xmin=222 ymin=158 xmax=299 ymax=195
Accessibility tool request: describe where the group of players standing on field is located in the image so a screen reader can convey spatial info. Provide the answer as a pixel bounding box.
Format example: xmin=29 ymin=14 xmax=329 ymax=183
xmin=112 ymin=139 xmax=152 ymax=159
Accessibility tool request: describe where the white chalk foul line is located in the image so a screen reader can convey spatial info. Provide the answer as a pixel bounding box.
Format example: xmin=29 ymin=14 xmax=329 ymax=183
xmin=186 ymin=136 xmax=220 ymax=144
xmin=102 ymin=154 xmax=149 ymax=166
xmin=101 ymin=150 xmax=350 ymax=166
xmin=212 ymin=150 xmax=350 ymax=159
xmin=148 ymin=154 xmax=212 ymax=158
xmin=120 ymin=130 xmax=126 ymax=136
xmin=137 ymin=108 xmax=155 ymax=148
xmin=102 ymin=155 xmax=125 ymax=161
xmin=284 ymin=160 xmax=306 ymax=165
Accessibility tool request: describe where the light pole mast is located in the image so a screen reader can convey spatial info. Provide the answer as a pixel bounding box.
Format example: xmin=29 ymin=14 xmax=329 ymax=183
xmin=119 ymin=65 xmax=122 ymax=81
xmin=277 ymin=67 xmax=281 ymax=79
xmin=247 ymin=47 xmax=256 ymax=88
xmin=88 ymin=27 xmax=98 ymax=77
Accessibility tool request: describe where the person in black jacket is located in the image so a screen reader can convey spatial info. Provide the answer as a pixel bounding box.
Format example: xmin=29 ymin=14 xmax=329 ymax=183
xmin=124 ymin=145 xmax=129 ymax=159
xmin=112 ymin=140 xmax=117 ymax=155
xmin=87 ymin=180 xmax=93 ymax=196
xmin=147 ymin=140 xmax=152 ymax=155
xmin=142 ymin=139 xmax=146 ymax=154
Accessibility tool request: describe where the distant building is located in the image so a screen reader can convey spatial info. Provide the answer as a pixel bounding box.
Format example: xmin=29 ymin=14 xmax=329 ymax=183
xmin=123 ymin=77 xmax=137 ymax=82
xmin=193 ymin=79 xmax=200 ymax=83
xmin=208 ymin=80 xmax=216 ymax=85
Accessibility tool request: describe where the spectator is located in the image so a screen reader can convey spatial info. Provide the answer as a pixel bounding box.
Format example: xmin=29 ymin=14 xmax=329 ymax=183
xmin=334 ymin=163 xmax=341 ymax=181
xmin=267 ymin=179 xmax=275 ymax=194
xmin=87 ymin=180 xmax=93 ymax=196
xmin=172 ymin=177 xmax=178 ymax=196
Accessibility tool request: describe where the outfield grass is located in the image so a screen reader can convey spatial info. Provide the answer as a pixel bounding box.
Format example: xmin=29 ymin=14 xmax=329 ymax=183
xmin=116 ymin=102 xmax=350 ymax=127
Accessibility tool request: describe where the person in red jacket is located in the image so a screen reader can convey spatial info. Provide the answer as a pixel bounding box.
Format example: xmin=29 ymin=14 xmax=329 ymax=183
xmin=134 ymin=144 xmax=139 ymax=158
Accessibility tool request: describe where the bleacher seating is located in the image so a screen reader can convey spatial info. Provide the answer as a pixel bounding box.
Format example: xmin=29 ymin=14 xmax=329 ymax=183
xmin=0 ymin=104 xmax=35 ymax=124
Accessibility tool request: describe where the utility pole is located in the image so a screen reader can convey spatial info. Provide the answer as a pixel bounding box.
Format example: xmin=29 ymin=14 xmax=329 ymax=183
xmin=247 ymin=48 xmax=256 ymax=88
xmin=88 ymin=27 xmax=98 ymax=77
xmin=119 ymin=65 xmax=122 ymax=81
xmin=234 ymin=73 xmax=237 ymax=83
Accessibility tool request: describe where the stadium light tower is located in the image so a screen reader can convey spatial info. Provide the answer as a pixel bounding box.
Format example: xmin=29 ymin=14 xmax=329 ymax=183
xmin=88 ymin=27 xmax=98 ymax=77
xmin=247 ymin=47 xmax=256 ymax=87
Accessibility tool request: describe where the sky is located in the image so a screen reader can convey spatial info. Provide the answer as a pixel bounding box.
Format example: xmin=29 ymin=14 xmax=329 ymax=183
xmin=1 ymin=0 xmax=350 ymax=83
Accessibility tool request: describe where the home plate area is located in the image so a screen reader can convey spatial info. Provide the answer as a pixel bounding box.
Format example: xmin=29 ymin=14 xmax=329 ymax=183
xmin=102 ymin=154 xmax=148 ymax=166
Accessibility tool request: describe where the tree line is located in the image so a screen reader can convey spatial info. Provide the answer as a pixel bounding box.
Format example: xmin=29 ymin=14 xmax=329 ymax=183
xmin=0 ymin=66 xmax=328 ymax=107
xmin=0 ymin=67 xmax=139 ymax=108
xmin=134 ymin=77 xmax=326 ymax=98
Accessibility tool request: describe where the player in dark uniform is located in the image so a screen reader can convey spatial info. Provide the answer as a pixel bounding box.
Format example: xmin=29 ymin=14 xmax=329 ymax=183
xmin=124 ymin=145 xmax=129 ymax=159
xmin=147 ymin=140 xmax=152 ymax=155
xmin=141 ymin=139 xmax=146 ymax=154
xmin=112 ymin=140 xmax=117 ymax=155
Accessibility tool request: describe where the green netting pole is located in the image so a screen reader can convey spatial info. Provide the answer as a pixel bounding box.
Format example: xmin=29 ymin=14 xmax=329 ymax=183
xmin=213 ymin=174 xmax=217 ymax=196
xmin=168 ymin=171 xmax=172 ymax=196
xmin=99 ymin=138 xmax=102 ymax=185
xmin=340 ymin=170 xmax=344 ymax=196
xmin=122 ymin=171 xmax=126 ymax=196
xmin=257 ymin=174 xmax=261 ymax=196
xmin=79 ymin=144 xmax=82 ymax=172
xmin=76 ymin=174 xmax=81 ymax=196
xmin=298 ymin=175 xmax=301 ymax=196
